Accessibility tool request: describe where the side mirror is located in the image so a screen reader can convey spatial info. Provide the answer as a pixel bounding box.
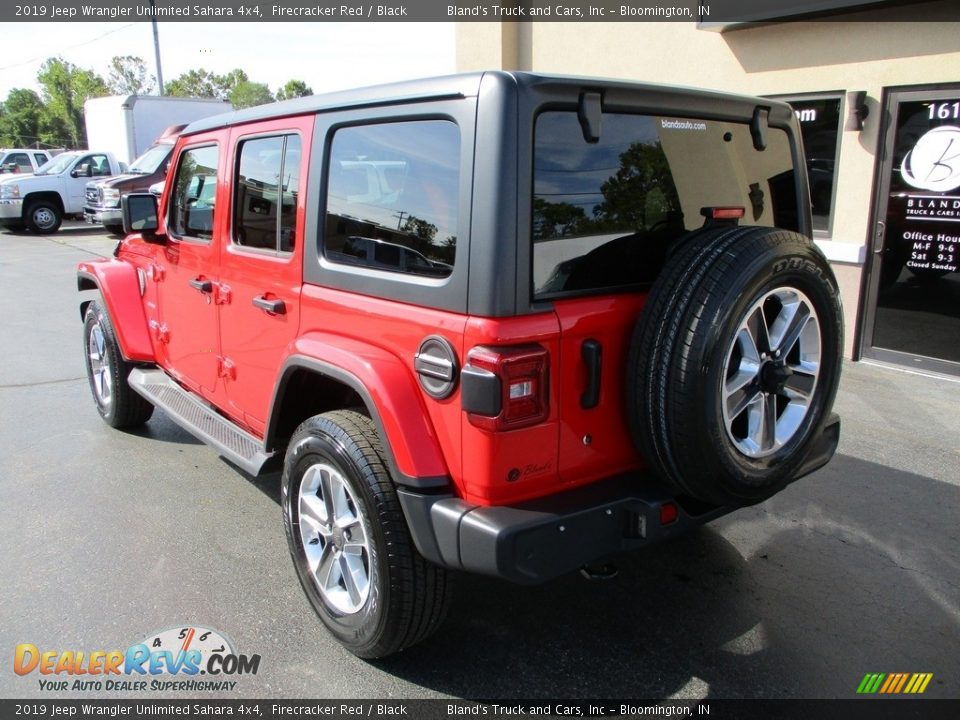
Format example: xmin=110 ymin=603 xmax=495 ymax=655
xmin=122 ymin=192 xmax=163 ymax=242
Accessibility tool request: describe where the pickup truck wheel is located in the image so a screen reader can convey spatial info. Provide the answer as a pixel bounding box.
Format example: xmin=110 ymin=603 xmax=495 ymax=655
xmin=83 ymin=301 xmax=154 ymax=428
xmin=26 ymin=200 xmax=62 ymax=234
xmin=627 ymin=226 xmax=843 ymax=506
xmin=104 ymin=224 xmax=125 ymax=237
xmin=282 ymin=410 xmax=451 ymax=658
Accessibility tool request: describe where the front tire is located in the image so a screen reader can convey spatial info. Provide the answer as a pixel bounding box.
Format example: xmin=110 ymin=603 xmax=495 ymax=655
xmin=83 ymin=301 xmax=154 ymax=428
xmin=26 ymin=200 xmax=62 ymax=234
xmin=282 ymin=410 xmax=451 ymax=658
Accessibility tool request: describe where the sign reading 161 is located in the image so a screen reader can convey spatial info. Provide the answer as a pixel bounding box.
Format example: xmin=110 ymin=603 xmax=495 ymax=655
xmin=928 ymin=102 xmax=960 ymax=120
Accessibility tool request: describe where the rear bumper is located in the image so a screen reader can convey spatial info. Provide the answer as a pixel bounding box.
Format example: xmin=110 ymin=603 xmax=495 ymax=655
xmin=400 ymin=413 xmax=840 ymax=585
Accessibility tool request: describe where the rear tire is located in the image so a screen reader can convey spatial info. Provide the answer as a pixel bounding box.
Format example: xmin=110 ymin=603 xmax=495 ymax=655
xmin=83 ymin=301 xmax=154 ymax=429
xmin=627 ymin=226 xmax=843 ymax=506
xmin=282 ymin=410 xmax=451 ymax=658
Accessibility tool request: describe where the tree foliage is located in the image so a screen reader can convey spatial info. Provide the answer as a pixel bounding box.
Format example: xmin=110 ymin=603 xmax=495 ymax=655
xmin=107 ymin=55 xmax=155 ymax=95
xmin=36 ymin=57 xmax=108 ymax=147
xmin=532 ymin=140 xmax=682 ymax=240
xmin=165 ymin=67 xmax=262 ymax=102
xmin=0 ymin=56 xmax=299 ymax=148
xmin=0 ymin=88 xmax=44 ymax=147
xmin=164 ymin=68 xmax=225 ymax=99
xmin=229 ymin=81 xmax=274 ymax=109
xmin=276 ymin=79 xmax=313 ymax=101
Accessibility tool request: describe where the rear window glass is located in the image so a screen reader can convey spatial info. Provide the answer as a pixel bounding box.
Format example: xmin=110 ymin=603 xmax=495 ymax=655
xmin=533 ymin=112 xmax=798 ymax=299
xmin=323 ymin=120 xmax=459 ymax=279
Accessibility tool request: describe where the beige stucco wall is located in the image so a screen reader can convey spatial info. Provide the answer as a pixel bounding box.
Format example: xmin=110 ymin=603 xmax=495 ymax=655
xmin=456 ymin=3 xmax=960 ymax=357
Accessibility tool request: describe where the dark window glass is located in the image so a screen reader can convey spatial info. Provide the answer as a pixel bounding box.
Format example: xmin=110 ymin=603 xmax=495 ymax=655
xmin=324 ymin=120 xmax=459 ymax=278
xmin=233 ymin=134 xmax=301 ymax=253
xmin=33 ymin=153 xmax=48 ymax=167
xmin=8 ymin=153 xmax=31 ymax=172
xmin=532 ymin=112 xmax=797 ymax=299
xmin=80 ymin=154 xmax=110 ymax=177
xmin=785 ymin=96 xmax=842 ymax=233
xmin=169 ymin=145 xmax=219 ymax=241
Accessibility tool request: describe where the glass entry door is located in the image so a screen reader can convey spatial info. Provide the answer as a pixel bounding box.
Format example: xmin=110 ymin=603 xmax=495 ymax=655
xmin=861 ymin=86 xmax=960 ymax=376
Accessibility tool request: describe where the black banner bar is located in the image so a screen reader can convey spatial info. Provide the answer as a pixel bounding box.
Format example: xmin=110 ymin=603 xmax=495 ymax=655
xmin=2 ymin=699 xmax=960 ymax=720
xmin=3 ymin=0 xmax=959 ymax=23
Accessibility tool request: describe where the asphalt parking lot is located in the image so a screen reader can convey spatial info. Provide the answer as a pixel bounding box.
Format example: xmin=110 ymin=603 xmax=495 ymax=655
xmin=1 ymin=223 xmax=958 ymax=701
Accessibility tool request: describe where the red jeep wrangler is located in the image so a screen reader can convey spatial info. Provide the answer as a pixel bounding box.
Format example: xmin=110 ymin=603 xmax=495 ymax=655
xmin=78 ymin=72 xmax=842 ymax=658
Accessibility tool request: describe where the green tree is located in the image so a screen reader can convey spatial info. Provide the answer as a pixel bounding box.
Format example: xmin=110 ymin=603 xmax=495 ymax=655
xmin=228 ymin=80 xmax=274 ymax=109
xmin=532 ymin=197 xmax=588 ymax=240
xmin=166 ymin=68 xmax=257 ymax=104
xmin=0 ymin=88 xmax=44 ymax=146
xmin=401 ymin=215 xmax=437 ymax=241
xmin=594 ymin=141 xmax=680 ymax=230
xmin=37 ymin=57 xmax=108 ymax=147
xmin=275 ymin=79 xmax=313 ymax=101
xmin=165 ymin=68 xmax=223 ymax=99
xmin=107 ymin=55 xmax=155 ymax=95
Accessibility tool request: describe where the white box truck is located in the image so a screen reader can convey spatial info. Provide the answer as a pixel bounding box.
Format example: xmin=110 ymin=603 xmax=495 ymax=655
xmin=84 ymin=95 xmax=231 ymax=165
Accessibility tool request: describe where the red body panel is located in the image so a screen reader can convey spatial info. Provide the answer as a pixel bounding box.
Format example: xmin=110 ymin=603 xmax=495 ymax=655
xmin=552 ymin=294 xmax=649 ymax=483
xmin=218 ymin=116 xmax=313 ymax=433
xmin=149 ymin=128 xmax=226 ymax=400
xmin=77 ymin=259 xmax=154 ymax=363
xmin=459 ymin=313 xmax=562 ymax=504
xmin=295 ymin=286 xmax=468 ymax=481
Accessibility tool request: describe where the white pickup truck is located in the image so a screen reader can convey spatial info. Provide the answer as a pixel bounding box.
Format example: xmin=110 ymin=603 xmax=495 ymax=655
xmin=0 ymin=148 xmax=52 ymax=175
xmin=0 ymin=151 xmax=125 ymax=233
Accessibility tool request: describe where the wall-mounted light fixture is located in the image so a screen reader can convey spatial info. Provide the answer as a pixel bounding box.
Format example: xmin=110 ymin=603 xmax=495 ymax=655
xmin=849 ymin=90 xmax=869 ymax=131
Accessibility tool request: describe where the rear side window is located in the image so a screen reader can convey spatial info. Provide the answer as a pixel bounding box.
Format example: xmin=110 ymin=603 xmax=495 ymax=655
xmin=323 ymin=120 xmax=459 ymax=278
xmin=34 ymin=153 xmax=48 ymax=167
xmin=169 ymin=145 xmax=219 ymax=241
xmin=233 ymin=134 xmax=301 ymax=253
xmin=532 ymin=112 xmax=798 ymax=298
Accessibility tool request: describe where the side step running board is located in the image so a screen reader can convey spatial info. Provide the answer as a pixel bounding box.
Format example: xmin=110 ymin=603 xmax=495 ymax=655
xmin=128 ymin=368 xmax=274 ymax=476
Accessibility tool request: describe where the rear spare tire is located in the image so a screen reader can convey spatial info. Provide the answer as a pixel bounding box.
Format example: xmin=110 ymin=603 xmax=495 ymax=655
xmin=627 ymin=226 xmax=842 ymax=506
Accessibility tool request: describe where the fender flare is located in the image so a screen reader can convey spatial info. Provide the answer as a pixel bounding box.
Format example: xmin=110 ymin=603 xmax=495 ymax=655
xmin=77 ymin=259 xmax=155 ymax=363
xmin=267 ymin=334 xmax=449 ymax=490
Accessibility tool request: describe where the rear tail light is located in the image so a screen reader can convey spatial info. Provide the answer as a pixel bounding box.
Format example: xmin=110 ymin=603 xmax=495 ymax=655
xmin=462 ymin=345 xmax=549 ymax=431
xmin=700 ymin=206 xmax=746 ymax=220
xmin=659 ymin=502 xmax=679 ymax=525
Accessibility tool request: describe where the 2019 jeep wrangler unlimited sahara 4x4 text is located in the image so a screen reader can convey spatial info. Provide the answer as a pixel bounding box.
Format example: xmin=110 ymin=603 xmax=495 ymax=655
xmin=77 ymin=72 xmax=842 ymax=658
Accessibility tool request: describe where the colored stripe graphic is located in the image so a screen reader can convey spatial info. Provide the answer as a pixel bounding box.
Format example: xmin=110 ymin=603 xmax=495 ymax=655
xmin=857 ymin=673 xmax=933 ymax=694
xmin=857 ymin=673 xmax=885 ymax=694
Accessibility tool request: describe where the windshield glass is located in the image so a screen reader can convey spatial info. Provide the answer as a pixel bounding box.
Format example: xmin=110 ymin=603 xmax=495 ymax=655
xmin=35 ymin=153 xmax=79 ymax=175
xmin=128 ymin=144 xmax=172 ymax=174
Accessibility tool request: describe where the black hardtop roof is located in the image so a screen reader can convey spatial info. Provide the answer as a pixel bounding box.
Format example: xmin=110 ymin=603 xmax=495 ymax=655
xmin=182 ymin=71 xmax=792 ymax=136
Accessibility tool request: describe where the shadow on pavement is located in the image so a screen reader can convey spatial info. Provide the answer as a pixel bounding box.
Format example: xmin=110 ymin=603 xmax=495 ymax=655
xmin=375 ymin=453 xmax=959 ymax=699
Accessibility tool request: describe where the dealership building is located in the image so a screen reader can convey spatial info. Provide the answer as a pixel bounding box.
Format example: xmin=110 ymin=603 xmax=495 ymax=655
xmin=456 ymin=0 xmax=960 ymax=376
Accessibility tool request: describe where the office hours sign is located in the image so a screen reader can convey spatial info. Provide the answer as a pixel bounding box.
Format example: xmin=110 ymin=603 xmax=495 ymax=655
xmin=888 ymin=99 xmax=960 ymax=274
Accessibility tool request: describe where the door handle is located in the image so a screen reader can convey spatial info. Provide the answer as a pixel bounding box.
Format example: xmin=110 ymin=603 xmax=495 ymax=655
xmin=189 ymin=278 xmax=213 ymax=293
xmin=873 ymin=221 xmax=886 ymax=254
xmin=252 ymin=295 xmax=286 ymax=315
xmin=580 ymin=339 xmax=602 ymax=409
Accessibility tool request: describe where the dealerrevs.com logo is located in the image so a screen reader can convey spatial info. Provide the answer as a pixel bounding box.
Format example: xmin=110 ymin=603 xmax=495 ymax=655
xmin=13 ymin=626 xmax=260 ymax=692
